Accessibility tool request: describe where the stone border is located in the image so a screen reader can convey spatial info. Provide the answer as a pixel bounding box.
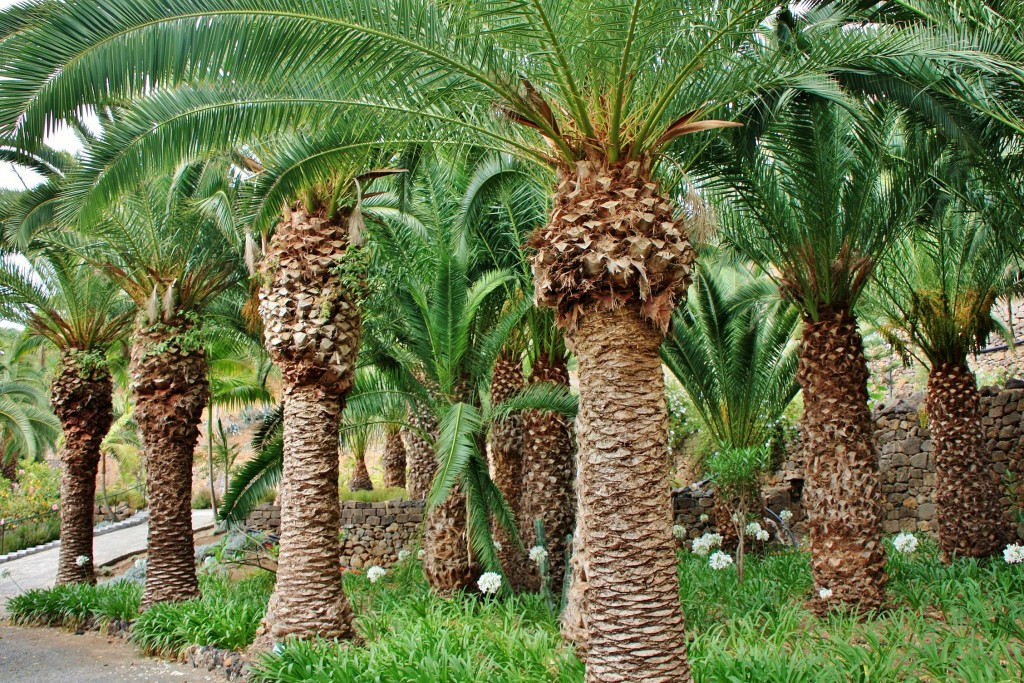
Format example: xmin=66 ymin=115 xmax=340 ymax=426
xmin=0 ymin=511 xmax=151 ymax=565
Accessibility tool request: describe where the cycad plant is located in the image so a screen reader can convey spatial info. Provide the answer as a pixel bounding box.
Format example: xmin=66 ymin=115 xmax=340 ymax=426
xmin=712 ymin=102 xmax=928 ymax=611
xmin=868 ymin=189 xmax=1022 ymax=560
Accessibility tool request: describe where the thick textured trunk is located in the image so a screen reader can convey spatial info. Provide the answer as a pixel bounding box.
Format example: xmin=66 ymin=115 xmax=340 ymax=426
xmin=381 ymin=426 xmax=407 ymax=489
xmin=260 ymin=385 xmax=354 ymax=641
xmin=489 ymin=350 xmax=527 ymax=589
xmin=927 ymin=362 xmax=1009 ymax=559
xmin=1 ymin=455 xmax=17 ymax=481
xmin=561 ymin=306 xmax=690 ymax=683
xmin=254 ymin=208 xmax=362 ymax=644
xmin=799 ymin=309 xmax=886 ymax=611
xmin=519 ymin=354 xmax=575 ymax=593
xmin=422 ymin=487 xmax=475 ymax=593
xmin=52 ymin=355 xmax=113 ymax=585
xmin=404 ymin=404 xmax=437 ymax=500
xmin=131 ymin=324 xmax=208 ymax=607
xmin=347 ymin=456 xmax=373 ymax=492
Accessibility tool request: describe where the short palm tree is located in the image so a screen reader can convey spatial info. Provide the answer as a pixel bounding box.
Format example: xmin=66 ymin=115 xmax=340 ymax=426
xmin=710 ymin=102 xmax=928 ymax=610
xmin=3 ymin=1 xmax=1021 ymax=677
xmin=0 ymin=334 xmax=61 ymax=480
xmin=868 ymin=188 xmax=1022 ymax=560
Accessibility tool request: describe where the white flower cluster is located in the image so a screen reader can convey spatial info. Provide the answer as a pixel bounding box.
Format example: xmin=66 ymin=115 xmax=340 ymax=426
xmin=417 ymin=549 xmax=426 ymax=560
xmin=779 ymin=509 xmax=793 ymax=524
xmin=744 ymin=522 xmax=770 ymax=542
xmin=691 ymin=532 xmax=723 ymax=556
xmin=493 ymin=541 xmax=503 ymax=552
xmin=398 ymin=549 xmax=410 ymax=562
xmin=893 ymin=532 xmax=919 ymax=555
xmin=367 ymin=566 xmax=386 ymax=583
xmin=818 ymin=588 xmax=833 ymax=600
xmin=1004 ymin=543 xmax=1024 ymax=565
xmin=699 ymin=514 xmax=710 ymax=523
xmin=672 ymin=525 xmax=687 ymax=540
xmin=528 ymin=546 xmax=548 ymax=564
xmin=75 ymin=555 xmax=90 ymax=567
xmin=477 ymin=571 xmax=502 ymax=595
xmin=708 ymin=551 xmax=733 ymax=570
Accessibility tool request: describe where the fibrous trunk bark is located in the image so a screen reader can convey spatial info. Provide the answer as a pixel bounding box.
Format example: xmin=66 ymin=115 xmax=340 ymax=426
xmin=489 ymin=350 xmax=527 ymax=589
xmin=53 ymin=354 xmax=113 ymax=585
xmin=381 ymin=425 xmax=407 ymax=489
xmin=0 ymin=457 xmax=16 ymax=482
xmin=404 ymin=404 xmax=437 ymax=500
xmin=347 ymin=455 xmax=373 ymax=492
xmin=927 ymin=361 xmax=1009 ymax=559
xmin=520 ymin=353 xmax=575 ymax=593
xmin=799 ymin=308 xmax=886 ymax=611
xmin=254 ymin=208 xmax=361 ymax=644
xmin=131 ymin=324 xmax=208 ymax=607
xmin=561 ymin=306 xmax=690 ymax=682
xmin=422 ymin=486 xmax=475 ymax=593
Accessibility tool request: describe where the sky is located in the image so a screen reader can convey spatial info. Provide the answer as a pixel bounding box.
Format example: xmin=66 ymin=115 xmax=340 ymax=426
xmin=0 ymin=0 xmax=86 ymax=190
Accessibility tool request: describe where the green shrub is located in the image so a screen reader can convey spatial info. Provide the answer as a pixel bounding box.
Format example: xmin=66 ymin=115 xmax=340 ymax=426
xmin=0 ymin=513 xmax=60 ymax=555
xmin=7 ymin=581 xmax=141 ymax=628
xmin=338 ymin=487 xmax=406 ymax=503
xmin=191 ymin=487 xmax=213 ymax=510
xmin=0 ymin=460 xmax=60 ymax=520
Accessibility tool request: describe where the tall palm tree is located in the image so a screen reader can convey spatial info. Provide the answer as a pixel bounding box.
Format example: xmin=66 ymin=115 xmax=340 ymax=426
xmin=709 ymin=103 xmax=928 ymax=610
xmin=3 ymin=1 xmax=1021 ymax=677
xmin=867 ymin=186 xmax=1022 ymax=559
xmin=0 ymin=244 xmax=132 ymax=585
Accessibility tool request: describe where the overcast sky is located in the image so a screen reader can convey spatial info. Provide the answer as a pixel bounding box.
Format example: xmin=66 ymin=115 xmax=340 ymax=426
xmin=0 ymin=0 xmax=86 ymax=190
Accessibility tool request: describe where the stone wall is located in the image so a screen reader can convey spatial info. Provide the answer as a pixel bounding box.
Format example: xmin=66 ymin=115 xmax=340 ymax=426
xmin=246 ymin=499 xmax=425 ymax=569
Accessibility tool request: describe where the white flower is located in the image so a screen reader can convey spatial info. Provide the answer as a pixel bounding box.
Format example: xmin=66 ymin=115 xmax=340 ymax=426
xmin=367 ymin=566 xmax=387 ymax=583
xmin=75 ymin=555 xmax=90 ymax=567
xmin=779 ymin=509 xmax=794 ymax=524
xmin=417 ymin=549 xmax=426 ymax=560
xmin=744 ymin=522 xmax=763 ymax=537
xmin=818 ymin=588 xmax=833 ymax=600
xmin=1004 ymin=543 xmax=1024 ymax=564
xmin=134 ymin=559 xmax=146 ymax=569
xmin=398 ymin=550 xmax=410 ymax=562
xmin=699 ymin=514 xmax=710 ymax=523
xmin=755 ymin=529 xmax=770 ymax=542
xmin=672 ymin=524 xmax=687 ymax=540
xmin=528 ymin=546 xmax=548 ymax=564
xmin=477 ymin=571 xmax=502 ymax=595
xmin=893 ymin=532 xmax=919 ymax=555
xmin=203 ymin=556 xmax=217 ymax=568
xmin=691 ymin=532 xmax=723 ymax=556
xmin=708 ymin=551 xmax=733 ymax=570
xmin=493 ymin=541 xmax=503 ymax=552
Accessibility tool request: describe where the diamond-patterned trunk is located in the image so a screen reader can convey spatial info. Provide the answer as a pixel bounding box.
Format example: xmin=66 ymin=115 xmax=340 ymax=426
xmin=927 ymin=361 xmax=1010 ymax=559
xmin=347 ymin=456 xmax=373 ymax=492
xmin=381 ymin=425 xmax=407 ymax=489
xmin=489 ymin=350 xmax=527 ymax=589
xmin=404 ymin=404 xmax=437 ymax=500
xmin=799 ymin=308 xmax=886 ymax=611
xmin=131 ymin=323 xmax=208 ymax=608
xmin=52 ymin=354 xmax=113 ymax=585
xmin=253 ymin=208 xmax=361 ymax=644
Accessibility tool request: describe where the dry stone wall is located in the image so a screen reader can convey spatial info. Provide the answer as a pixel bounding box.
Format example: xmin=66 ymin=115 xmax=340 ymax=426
xmin=245 ymin=499 xmax=425 ymax=569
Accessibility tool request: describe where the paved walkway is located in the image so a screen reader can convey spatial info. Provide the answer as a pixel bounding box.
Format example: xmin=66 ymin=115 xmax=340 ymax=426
xmin=0 ymin=625 xmax=226 ymax=682
xmin=0 ymin=510 xmax=215 ymax=604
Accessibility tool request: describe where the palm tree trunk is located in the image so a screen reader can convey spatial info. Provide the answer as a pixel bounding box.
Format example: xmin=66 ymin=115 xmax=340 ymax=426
xmin=347 ymin=455 xmax=373 ymax=491
xmin=927 ymin=361 xmax=1009 ymax=559
xmin=489 ymin=350 xmax=527 ymax=589
xmin=1 ymin=455 xmax=17 ymax=482
xmin=254 ymin=208 xmax=362 ymax=644
xmin=520 ymin=353 xmax=575 ymax=593
xmin=799 ymin=308 xmax=886 ymax=611
xmin=52 ymin=354 xmax=113 ymax=585
xmin=131 ymin=324 xmax=209 ymax=608
xmin=422 ymin=486 xmax=475 ymax=592
xmin=562 ymin=306 xmax=690 ymax=682
xmin=404 ymin=404 xmax=437 ymax=500
xmin=381 ymin=425 xmax=406 ymax=489
xmin=260 ymin=385 xmax=354 ymax=641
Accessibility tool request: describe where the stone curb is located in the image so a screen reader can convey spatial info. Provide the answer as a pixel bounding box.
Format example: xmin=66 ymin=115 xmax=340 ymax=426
xmin=0 ymin=511 xmax=151 ymax=566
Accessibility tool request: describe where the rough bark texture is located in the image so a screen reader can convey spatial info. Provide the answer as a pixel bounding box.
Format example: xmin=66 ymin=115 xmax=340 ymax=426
xmin=52 ymin=354 xmax=113 ymax=585
xmin=131 ymin=323 xmax=208 ymax=608
xmin=381 ymin=426 xmax=407 ymax=489
xmin=0 ymin=457 xmax=16 ymax=482
xmin=799 ymin=309 xmax=886 ymax=612
xmin=422 ymin=486 xmax=476 ymax=593
xmin=927 ymin=362 xmax=1010 ymax=559
xmin=489 ymin=350 xmax=527 ymax=589
xmin=404 ymin=404 xmax=437 ymax=500
xmin=254 ymin=208 xmax=362 ymax=644
xmin=560 ymin=306 xmax=691 ymax=683
xmin=520 ymin=354 xmax=575 ymax=593
xmin=347 ymin=456 xmax=373 ymax=492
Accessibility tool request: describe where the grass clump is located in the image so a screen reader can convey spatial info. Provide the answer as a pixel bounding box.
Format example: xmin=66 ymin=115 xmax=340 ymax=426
xmin=338 ymin=487 xmax=407 ymax=503
xmin=7 ymin=580 xmax=141 ymax=628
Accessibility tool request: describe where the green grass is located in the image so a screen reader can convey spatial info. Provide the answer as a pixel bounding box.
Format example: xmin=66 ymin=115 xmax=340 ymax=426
xmin=7 ymin=580 xmax=141 ymax=628
xmin=338 ymin=487 xmax=407 ymax=503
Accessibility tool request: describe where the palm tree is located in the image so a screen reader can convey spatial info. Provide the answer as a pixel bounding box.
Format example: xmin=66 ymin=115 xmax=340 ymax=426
xmin=867 ymin=185 xmax=1022 ymax=559
xmin=381 ymin=422 xmax=407 ymax=489
xmin=709 ymin=103 xmax=929 ymax=610
xmin=0 ymin=245 xmax=132 ymax=585
xmin=0 ymin=334 xmax=61 ymax=481
xmin=3 ymin=1 xmax=1020 ymax=677
xmin=344 ymin=417 xmax=374 ymax=492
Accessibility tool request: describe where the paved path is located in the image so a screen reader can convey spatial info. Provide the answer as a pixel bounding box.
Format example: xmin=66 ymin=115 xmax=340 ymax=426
xmin=0 ymin=510 xmax=215 ymax=604
xmin=0 ymin=625 xmax=226 ymax=682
